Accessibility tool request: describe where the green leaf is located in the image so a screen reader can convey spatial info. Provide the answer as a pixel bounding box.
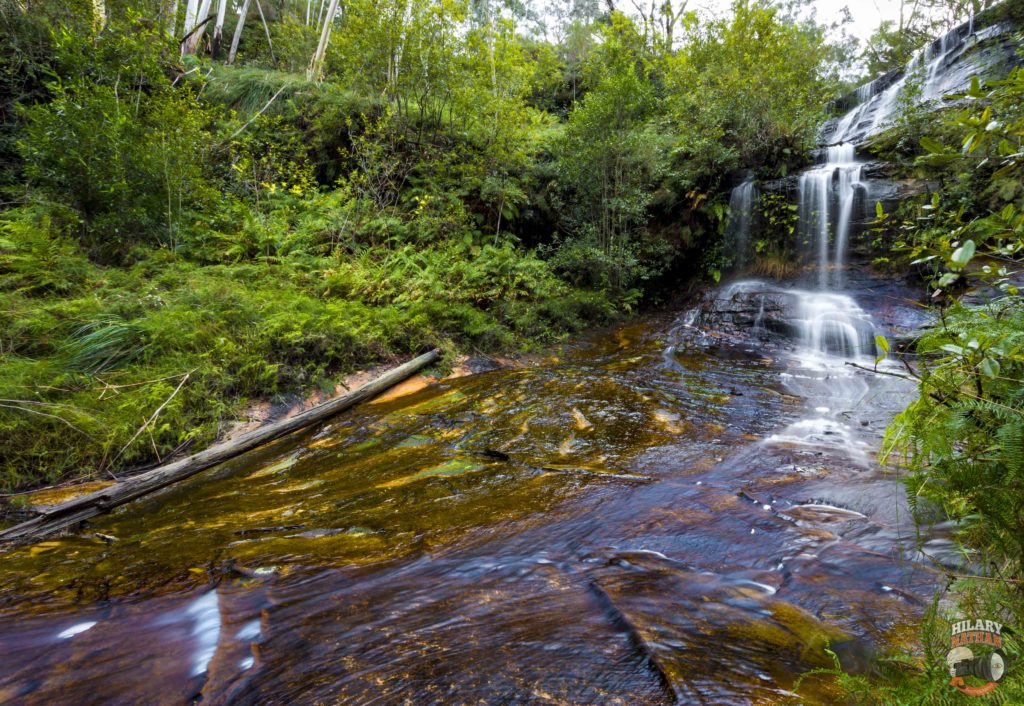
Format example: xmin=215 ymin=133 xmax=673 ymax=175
xmin=874 ymin=335 xmax=890 ymax=364
xmin=920 ymin=136 xmax=947 ymax=154
xmin=950 ymin=239 xmax=976 ymax=268
xmin=940 ymin=344 xmax=965 ymax=355
xmin=979 ymin=358 xmax=1000 ymax=378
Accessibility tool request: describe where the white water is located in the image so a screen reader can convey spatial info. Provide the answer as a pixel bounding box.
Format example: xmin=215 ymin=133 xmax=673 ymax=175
xmin=184 ymin=590 xmax=221 ymax=676
xmin=726 ymin=178 xmax=758 ymax=268
xmin=710 ymin=279 xmax=890 ymax=464
xmin=824 ymin=18 xmax=1007 ymax=145
xmin=769 ymin=284 xmax=882 ymax=465
xmin=797 ymin=144 xmax=863 ymax=288
xmin=56 ymin=621 xmax=97 ymax=639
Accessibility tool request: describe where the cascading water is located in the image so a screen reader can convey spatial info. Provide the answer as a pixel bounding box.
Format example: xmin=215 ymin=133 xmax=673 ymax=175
xmin=725 ymin=178 xmax=758 ymax=268
xmin=797 ymin=143 xmax=864 ymax=289
xmin=823 ymin=15 xmax=1010 ymax=145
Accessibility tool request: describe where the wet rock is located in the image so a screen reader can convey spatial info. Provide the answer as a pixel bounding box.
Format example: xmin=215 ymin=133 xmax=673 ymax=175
xmin=696 ymin=284 xmax=800 ymax=340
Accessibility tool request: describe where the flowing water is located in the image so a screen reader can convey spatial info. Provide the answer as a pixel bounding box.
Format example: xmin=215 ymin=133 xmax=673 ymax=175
xmin=0 ymin=261 xmax=936 ymax=704
xmin=797 ymin=143 xmax=864 ymax=289
xmin=822 ymin=15 xmax=1013 ymax=145
xmin=726 ymin=178 xmax=759 ymax=268
xmin=5 ymin=19 xmax=989 ymax=699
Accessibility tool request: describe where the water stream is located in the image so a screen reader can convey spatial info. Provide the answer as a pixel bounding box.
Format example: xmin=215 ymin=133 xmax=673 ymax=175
xmin=0 ymin=257 xmax=935 ymax=704
xmin=726 ymin=177 xmax=759 ymax=269
xmin=822 ymin=15 xmax=1012 ymax=145
xmin=0 ymin=26 xmax=978 ymax=701
xmin=797 ymin=143 xmax=864 ymax=289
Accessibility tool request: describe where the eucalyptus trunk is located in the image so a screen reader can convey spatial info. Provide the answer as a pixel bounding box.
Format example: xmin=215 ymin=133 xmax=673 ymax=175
xmin=227 ymin=0 xmax=252 ymax=64
xmin=253 ymin=0 xmax=276 ymax=64
xmin=307 ymin=0 xmax=341 ymax=81
xmin=211 ymin=0 xmax=227 ymax=57
xmin=91 ymin=0 xmax=106 ymax=30
xmin=166 ymin=0 xmax=180 ymax=35
xmin=183 ymin=0 xmax=199 ymax=34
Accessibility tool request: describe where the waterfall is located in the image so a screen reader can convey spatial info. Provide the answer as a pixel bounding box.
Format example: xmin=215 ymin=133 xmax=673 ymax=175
xmin=725 ymin=178 xmax=758 ymax=268
xmin=794 ymin=291 xmax=875 ymax=359
xmin=797 ymin=143 xmax=863 ymax=288
xmin=823 ymin=17 xmax=1010 ymax=145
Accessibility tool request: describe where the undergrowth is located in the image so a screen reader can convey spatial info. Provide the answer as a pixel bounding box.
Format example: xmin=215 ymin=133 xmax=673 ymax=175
xmin=0 ymin=206 xmax=613 ymax=492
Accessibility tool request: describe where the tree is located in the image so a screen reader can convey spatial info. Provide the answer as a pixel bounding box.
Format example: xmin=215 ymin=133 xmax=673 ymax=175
xmin=307 ymin=0 xmax=340 ymax=80
xmin=552 ymin=11 xmax=665 ymax=292
xmin=227 ymin=0 xmax=251 ymax=63
xmin=211 ymin=0 xmax=226 ymax=56
xmin=862 ymin=0 xmax=998 ymax=78
xmin=181 ymin=0 xmax=211 ymax=54
xmin=664 ymin=0 xmax=841 ymax=177
xmin=629 ymin=0 xmax=690 ymax=55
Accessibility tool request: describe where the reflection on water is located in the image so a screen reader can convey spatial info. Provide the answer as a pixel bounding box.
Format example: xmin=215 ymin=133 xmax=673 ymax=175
xmin=0 ymin=277 xmax=935 ymax=705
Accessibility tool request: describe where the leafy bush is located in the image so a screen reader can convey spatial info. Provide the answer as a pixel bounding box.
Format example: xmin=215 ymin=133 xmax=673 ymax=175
xmin=18 ymin=21 xmax=216 ymax=261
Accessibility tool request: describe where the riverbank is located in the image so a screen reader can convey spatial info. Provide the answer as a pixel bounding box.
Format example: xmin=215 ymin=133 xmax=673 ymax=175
xmin=0 ymin=243 xmax=620 ymax=498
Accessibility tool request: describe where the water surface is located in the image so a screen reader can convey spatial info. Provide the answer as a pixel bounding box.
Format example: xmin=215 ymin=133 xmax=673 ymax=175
xmin=0 ymin=276 xmax=935 ymax=705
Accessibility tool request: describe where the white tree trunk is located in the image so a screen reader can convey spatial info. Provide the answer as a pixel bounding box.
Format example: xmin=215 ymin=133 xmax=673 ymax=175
xmin=315 ymin=0 xmax=327 ymax=31
xmin=184 ymin=0 xmax=200 ymax=33
xmin=182 ymin=0 xmax=213 ymax=54
xmin=212 ymin=0 xmax=228 ymax=56
xmin=254 ymin=0 xmax=276 ymax=64
xmin=91 ymin=0 xmax=106 ymax=31
xmin=167 ymin=0 xmax=180 ymax=35
xmin=307 ymin=0 xmax=340 ymax=81
xmin=228 ymin=0 xmax=252 ymax=64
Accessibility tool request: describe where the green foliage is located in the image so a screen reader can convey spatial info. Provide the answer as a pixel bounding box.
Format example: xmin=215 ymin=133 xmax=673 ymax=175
xmin=0 ymin=208 xmax=92 ymax=294
xmin=831 ymin=58 xmax=1024 ymax=706
xmin=0 ymin=203 xmax=614 ymax=490
xmin=18 ymin=20 xmax=216 ymax=261
xmin=862 ymin=20 xmax=924 ymax=79
xmin=664 ymin=0 xmax=842 ymax=178
xmin=551 ymin=12 xmax=668 ymax=294
xmin=0 ymin=0 xmax=851 ymax=491
xmin=0 ymin=4 xmax=54 ymax=187
xmin=758 ymin=192 xmax=800 ymax=253
xmin=801 ymin=583 xmax=1024 ymax=704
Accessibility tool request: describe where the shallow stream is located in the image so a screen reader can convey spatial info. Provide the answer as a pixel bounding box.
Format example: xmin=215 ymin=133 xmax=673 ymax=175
xmin=0 ymin=270 xmax=940 ymax=705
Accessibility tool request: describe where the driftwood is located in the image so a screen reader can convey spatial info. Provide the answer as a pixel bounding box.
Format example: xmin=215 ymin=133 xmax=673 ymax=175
xmin=0 ymin=349 xmax=441 ymax=544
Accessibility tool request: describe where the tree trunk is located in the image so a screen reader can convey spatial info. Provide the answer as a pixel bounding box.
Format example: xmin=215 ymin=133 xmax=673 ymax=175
xmin=166 ymin=0 xmax=181 ymax=36
xmin=307 ymin=0 xmax=341 ymax=81
xmin=253 ymin=0 xmax=276 ymax=64
xmin=315 ymin=0 xmax=327 ymax=32
xmin=227 ymin=0 xmax=252 ymax=64
xmin=211 ymin=0 xmax=228 ymax=57
xmin=182 ymin=0 xmax=212 ymax=54
xmin=91 ymin=0 xmax=106 ymax=31
xmin=0 ymin=350 xmax=441 ymax=544
xmin=184 ymin=0 xmax=200 ymax=35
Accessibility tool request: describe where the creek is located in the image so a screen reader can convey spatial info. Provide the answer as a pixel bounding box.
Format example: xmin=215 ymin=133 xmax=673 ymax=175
xmin=4 ymin=12 xmax=1019 ymax=704
xmin=0 ymin=261 xmax=935 ymax=704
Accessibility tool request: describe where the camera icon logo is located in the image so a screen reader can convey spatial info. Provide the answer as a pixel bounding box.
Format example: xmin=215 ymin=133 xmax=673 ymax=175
xmin=945 ymin=619 xmax=1010 ymax=696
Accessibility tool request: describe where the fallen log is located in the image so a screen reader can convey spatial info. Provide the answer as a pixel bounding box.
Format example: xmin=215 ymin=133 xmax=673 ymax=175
xmin=0 ymin=349 xmax=441 ymax=544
